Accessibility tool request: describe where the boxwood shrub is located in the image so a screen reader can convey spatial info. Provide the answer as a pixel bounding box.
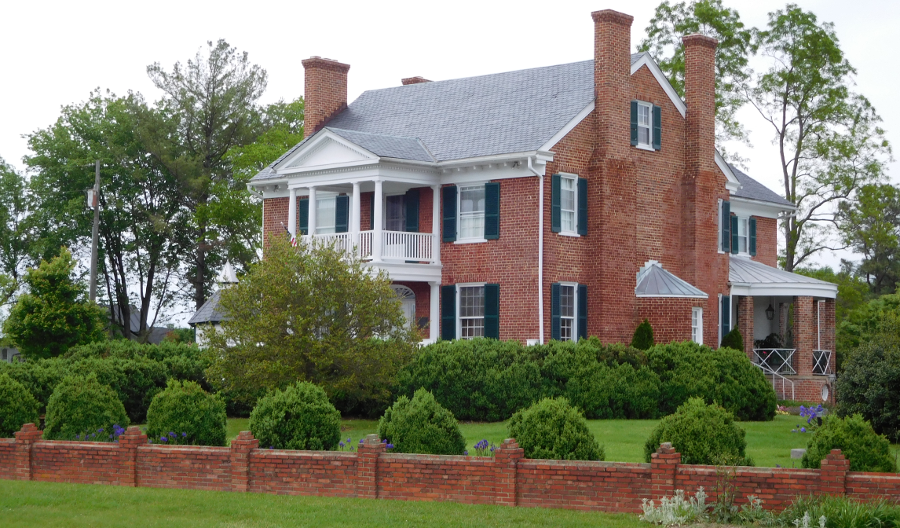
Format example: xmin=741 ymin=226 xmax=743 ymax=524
xmin=43 ymin=374 xmax=130 ymax=441
xmin=250 ymin=381 xmax=341 ymax=451
xmin=146 ymin=379 xmax=227 ymax=446
xmin=835 ymin=339 xmax=900 ymax=439
xmin=802 ymin=414 xmax=896 ymax=472
xmin=508 ymin=397 xmax=603 ymax=461
xmin=565 ymin=363 xmax=660 ymax=419
xmin=644 ymin=397 xmax=751 ymax=465
xmin=0 ymin=373 xmax=41 ymax=437
xmin=378 ymin=388 xmax=465 ymax=455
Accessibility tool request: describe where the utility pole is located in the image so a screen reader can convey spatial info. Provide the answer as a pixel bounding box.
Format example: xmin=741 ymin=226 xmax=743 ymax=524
xmin=89 ymin=160 xmax=100 ymax=302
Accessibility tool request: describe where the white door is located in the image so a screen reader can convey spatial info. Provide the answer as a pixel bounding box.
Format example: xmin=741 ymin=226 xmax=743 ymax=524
xmin=391 ymin=285 xmax=416 ymax=330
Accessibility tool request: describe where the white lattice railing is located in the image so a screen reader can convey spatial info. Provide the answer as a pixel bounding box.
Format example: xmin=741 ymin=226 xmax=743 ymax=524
xmin=813 ymin=350 xmax=832 ymax=375
xmin=752 ymin=348 xmax=796 ymax=401
xmin=304 ymin=230 xmax=434 ymax=263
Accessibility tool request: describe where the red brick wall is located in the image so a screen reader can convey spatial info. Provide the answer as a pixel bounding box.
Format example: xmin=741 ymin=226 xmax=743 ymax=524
xmin=394 ymin=280 xmax=431 ymax=338
xmin=3 ymin=427 xmax=897 ymax=514
xmin=753 ymin=216 xmax=778 ymax=267
xmin=636 ymin=298 xmax=705 ymax=344
xmin=263 ymin=196 xmax=289 ymax=248
xmin=302 ymin=57 xmax=350 ymax=138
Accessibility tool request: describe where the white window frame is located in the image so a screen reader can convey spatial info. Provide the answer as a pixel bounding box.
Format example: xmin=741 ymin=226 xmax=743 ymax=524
xmin=559 ymin=174 xmax=579 ymax=236
xmin=315 ymin=193 xmax=337 ymax=234
xmin=558 ymin=282 xmax=578 ymax=342
xmin=456 ymin=184 xmax=486 ymax=243
xmin=383 ymin=193 xmax=406 ymax=232
xmin=457 ymin=283 xmax=485 ymax=340
xmin=736 ymin=216 xmax=749 ymax=255
xmin=636 ymin=101 xmax=654 ymax=150
xmin=692 ymin=307 xmax=703 ymax=345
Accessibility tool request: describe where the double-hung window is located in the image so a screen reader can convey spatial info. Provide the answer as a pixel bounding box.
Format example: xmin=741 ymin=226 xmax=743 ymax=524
xmin=637 ymin=102 xmax=652 ymax=146
xmin=727 ymin=212 xmax=757 ymax=256
xmin=458 ymin=285 xmax=485 ymax=339
xmin=385 ymin=195 xmax=406 ymax=232
xmin=559 ymin=284 xmax=576 ymax=341
xmin=630 ymin=101 xmax=661 ymax=151
xmin=560 ymin=177 xmax=576 ymax=233
xmin=551 ymin=174 xmax=587 ymax=236
xmin=440 ymin=283 xmax=501 ymax=340
xmin=316 ymin=196 xmax=337 ymax=234
xmin=691 ymin=307 xmax=703 ymax=345
xmin=458 ymin=185 xmax=486 ymax=241
xmin=551 ymin=282 xmax=587 ymax=341
xmin=736 ymin=217 xmax=748 ymax=254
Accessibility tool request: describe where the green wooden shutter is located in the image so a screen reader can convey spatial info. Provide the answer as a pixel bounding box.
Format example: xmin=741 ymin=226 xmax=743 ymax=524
xmin=630 ymin=101 xmax=638 ymax=146
xmin=298 ymin=198 xmax=309 ymax=235
xmin=652 ymin=105 xmax=662 ymax=150
xmin=577 ymin=284 xmax=587 ymax=340
xmin=484 ymin=182 xmax=500 ymax=240
xmin=335 ymin=195 xmax=349 ymax=233
xmin=551 ymin=174 xmax=561 ymax=233
xmin=721 ymin=201 xmax=730 ymax=253
xmin=441 ymin=285 xmax=456 ymax=340
xmin=484 ymin=284 xmax=500 ymax=339
xmin=730 ymin=216 xmax=739 ymax=254
xmin=749 ymin=217 xmax=757 ymax=256
xmin=369 ymin=193 xmax=375 ymax=231
xmin=405 ymin=189 xmax=419 ymax=232
xmin=551 ymin=283 xmax=561 ymax=341
xmin=577 ymin=177 xmax=588 ymax=236
xmin=442 ymin=186 xmax=457 ymax=242
xmin=720 ymin=295 xmax=731 ymax=343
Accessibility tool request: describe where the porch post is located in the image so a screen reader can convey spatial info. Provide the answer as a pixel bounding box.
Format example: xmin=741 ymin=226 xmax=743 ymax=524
xmin=793 ymin=296 xmax=815 ymax=376
xmin=351 ymin=182 xmax=361 ymax=255
xmin=308 ymin=186 xmax=318 ymax=237
xmin=372 ymin=180 xmax=383 ymax=262
xmin=288 ymin=188 xmax=297 ymax=236
xmin=431 ymin=185 xmax=441 ymax=264
xmin=429 ymin=281 xmax=440 ymax=341
xmin=737 ymin=296 xmax=754 ymax=360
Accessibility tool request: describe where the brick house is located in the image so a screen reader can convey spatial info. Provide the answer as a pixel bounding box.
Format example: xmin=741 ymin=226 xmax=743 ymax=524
xmin=245 ymin=8 xmax=837 ymax=402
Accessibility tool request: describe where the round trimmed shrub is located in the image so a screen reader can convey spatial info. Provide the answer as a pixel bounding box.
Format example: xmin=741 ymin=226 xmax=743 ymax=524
xmin=720 ymin=327 xmax=744 ymax=352
xmin=644 ymin=397 xmax=751 ymax=465
xmin=835 ymin=340 xmax=900 ymax=439
xmin=0 ymin=373 xmax=40 ymax=437
xmin=249 ymin=381 xmax=340 ymax=451
xmin=802 ymin=414 xmax=896 ymax=472
xmin=631 ymin=319 xmax=655 ymax=350
xmin=378 ymin=388 xmax=465 ymax=455
xmin=43 ymin=375 xmax=129 ymax=441
xmin=146 ymin=380 xmax=227 ymax=446
xmin=508 ymin=397 xmax=604 ymax=461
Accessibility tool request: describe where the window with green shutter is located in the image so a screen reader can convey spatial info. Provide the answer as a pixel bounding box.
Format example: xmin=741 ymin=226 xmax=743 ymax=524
xmin=484 ymin=183 xmax=500 ymax=240
xmin=632 ymin=101 xmax=660 ymax=150
xmin=720 ymin=295 xmax=731 ymax=344
xmin=551 ymin=174 xmax=562 ymax=233
xmin=551 ymin=282 xmax=584 ymax=342
xmin=721 ymin=200 xmax=730 ymax=252
xmin=550 ymin=283 xmax=561 ymax=341
xmin=749 ymin=217 xmax=757 ymax=256
xmin=652 ymin=105 xmax=662 ymax=150
xmin=484 ymin=284 xmax=500 ymax=339
xmin=298 ymin=198 xmax=309 ymax=235
xmin=577 ymin=284 xmax=587 ymax=340
xmin=442 ymin=186 xmax=457 ymax=242
xmin=405 ymin=189 xmax=419 ymax=232
xmin=630 ymin=101 xmax=639 ymax=146
xmin=552 ymin=174 xmax=586 ymax=236
xmin=335 ymin=195 xmax=349 ymax=233
xmin=730 ymin=216 xmax=739 ymax=254
xmin=441 ymin=285 xmax=456 ymax=340
xmin=577 ymin=177 xmax=588 ymax=236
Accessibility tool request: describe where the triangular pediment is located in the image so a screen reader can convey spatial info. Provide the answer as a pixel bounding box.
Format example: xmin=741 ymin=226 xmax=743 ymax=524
xmin=278 ymin=132 xmax=377 ymax=171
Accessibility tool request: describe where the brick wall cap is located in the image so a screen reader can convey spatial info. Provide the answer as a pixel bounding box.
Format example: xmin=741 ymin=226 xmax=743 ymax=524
xmin=591 ymin=9 xmax=634 ymax=26
xmin=302 ymin=57 xmax=350 ymax=73
xmin=234 ymin=431 xmax=256 ymax=442
xmin=826 ymin=449 xmax=846 ymax=460
xmin=363 ymin=434 xmax=382 ymax=445
xmin=401 ymin=76 xmax=432 ymax=85
xmin=682 ymin=34 xmax=718 ymax=49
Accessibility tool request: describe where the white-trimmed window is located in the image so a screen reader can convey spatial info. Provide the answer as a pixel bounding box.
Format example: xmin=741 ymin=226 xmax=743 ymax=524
xmin=692 ymin=307 xmax=703 ymax=345
xmin=458 ymin=185 xmax=486 ymax=241
xmin=385 ymin=195 xmax=405 ymax=231
xmin=560 ymin=176 xmax=577 ymax=234
xmin=559 ymin=283 xmax=576 ymax=341
xmin=316 ymin=196 xmax=336 ymax=234
xmin=736 ymin=216 xmax=749 ymax=254
xmin=637 ymin=101 xmax=653 ymax=147
xmin=458 ymin=284 xmax=485 ymax=339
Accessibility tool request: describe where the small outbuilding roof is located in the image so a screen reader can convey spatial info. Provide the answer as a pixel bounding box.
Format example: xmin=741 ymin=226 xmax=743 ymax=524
xmin=635 ymin=260 xmax=707 ymax=298
xmin=187 ymin=290 xmax=227 ymax=326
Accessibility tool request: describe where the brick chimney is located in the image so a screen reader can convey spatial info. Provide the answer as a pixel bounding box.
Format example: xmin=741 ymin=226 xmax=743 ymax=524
xmin=401 ymin=76 xmax=431 ymax=85
xmin=301 ymin=56 xmax=351 ymax=139
xmin=683 ymin=34 xmax=717 ymax=175
xmin=592 ymin=9 xmax=633 ymax=159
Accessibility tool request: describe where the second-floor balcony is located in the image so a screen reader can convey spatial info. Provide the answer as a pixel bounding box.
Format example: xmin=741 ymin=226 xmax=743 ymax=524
xmin=303 ymin=230 xmax=437 ymax=263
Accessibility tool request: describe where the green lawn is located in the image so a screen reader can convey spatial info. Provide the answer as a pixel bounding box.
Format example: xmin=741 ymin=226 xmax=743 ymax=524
xmin=0 ymin=479 xmax=644 ymax=528
xmin=225 ymin=414 xmax=827 ymax=467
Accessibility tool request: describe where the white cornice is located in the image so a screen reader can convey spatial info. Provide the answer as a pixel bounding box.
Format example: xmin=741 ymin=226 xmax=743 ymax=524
xmin=540 ymin=101 xmax=595 ymax=152
xmin=730 ymin=282 xmax=837 ymax=299
xmin=730 ymin=196 xmax=796 ymax=219
xmin=631 ymin=55 xmax=687 ymax=118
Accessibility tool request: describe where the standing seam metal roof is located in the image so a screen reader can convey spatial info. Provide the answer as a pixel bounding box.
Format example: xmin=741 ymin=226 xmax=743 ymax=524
xmin=635 ymin=261 xmax=707 ymax=297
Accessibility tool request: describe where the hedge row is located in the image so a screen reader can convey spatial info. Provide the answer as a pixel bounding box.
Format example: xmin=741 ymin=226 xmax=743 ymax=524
xmin=397 ymin=338 xmax=776 ymax=422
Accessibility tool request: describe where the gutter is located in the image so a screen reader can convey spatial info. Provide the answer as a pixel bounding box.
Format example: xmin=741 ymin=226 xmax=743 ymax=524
xmin=527 ymin=157 xmax=545 ymax=344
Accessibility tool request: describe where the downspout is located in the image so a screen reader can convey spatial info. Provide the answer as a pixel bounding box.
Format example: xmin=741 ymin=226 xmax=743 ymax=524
xmin=528 ymin=157 xmax=545 ymax=344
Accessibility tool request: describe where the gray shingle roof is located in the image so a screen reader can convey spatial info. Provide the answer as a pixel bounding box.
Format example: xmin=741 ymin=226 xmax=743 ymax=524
xmin=635 ymin=260 xmax=707 ymax=298
xmin=328 ymin=128 xmax=436 ymax=162
xmin=188 ymin=290 xmax=228 ymax=325
xmin=729 ymin=164 xmax=794 ymax=207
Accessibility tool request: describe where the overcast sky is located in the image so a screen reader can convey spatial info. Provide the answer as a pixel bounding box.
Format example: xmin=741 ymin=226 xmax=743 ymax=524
xmin=1 ymin=0 xmax=895 ymax=282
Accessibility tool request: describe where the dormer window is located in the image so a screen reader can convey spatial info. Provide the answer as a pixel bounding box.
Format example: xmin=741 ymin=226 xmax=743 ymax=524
xmin=630 ymin=101 xmax=661 ymax=151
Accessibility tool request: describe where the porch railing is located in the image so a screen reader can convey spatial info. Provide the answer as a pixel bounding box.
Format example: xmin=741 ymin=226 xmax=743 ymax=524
xmin=752 ymin=348 xmax=796 ymax=401
xmin=302 ymin=230 xmax=435 ymax=263
xmin=813 ymin=350 xmax=832 ymax=375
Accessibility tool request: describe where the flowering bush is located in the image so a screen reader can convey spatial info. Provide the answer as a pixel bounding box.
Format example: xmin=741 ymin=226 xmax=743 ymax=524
xmin=146 ymin=379 xmax=226 ymax=446
xmin=74 ymin=424 xmax=126 ymax=442
xmin=802 ymin=414 xmax=896 ymax=472
xmin=378 ymin=389 xmax=465 ymax=455
xmin=792 ymin=404 xmax=826 ymax=433
xmin=249 ymin=381 xmax=340 ymax=451
xmin=508 ymin=397 xmax=604 ymax=461
xmin=644 ymin=397 xmax=751 ymax=465
xmin=0 ymin=373 xmax=40 ymax=437
xmin=43 ymin=374 xmax=130 ymax=441
xmin=640 ymin=488 xmax=707 ymax=525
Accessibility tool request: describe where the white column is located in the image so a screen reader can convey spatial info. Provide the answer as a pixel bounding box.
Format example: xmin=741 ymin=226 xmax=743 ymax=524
xmin=308 ymin=186 xmax=318 ymax=237
xmin=373 ymin=180 xmax=383 ymax=262
xmin=287 ymin=188 xmax=297 ymax=236
xmin=351 ymin=182 xmax=361 ymax=255
xmin=429 ymin=281 xmax=440 ymax=342
xmin=431 ymin=185 xmax=441 ymax=264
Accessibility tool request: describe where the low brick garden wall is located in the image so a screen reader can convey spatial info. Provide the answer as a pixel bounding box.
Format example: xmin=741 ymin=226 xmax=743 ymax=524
xmin=3 ymin=423 xmax=899 ymax=512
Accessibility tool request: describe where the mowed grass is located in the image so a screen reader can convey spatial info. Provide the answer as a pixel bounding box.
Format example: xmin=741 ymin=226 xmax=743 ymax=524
xmin=0 ymin=479 xmax=644 ymax=528
xmin=225 ymin=414 xmax=825 ymax=467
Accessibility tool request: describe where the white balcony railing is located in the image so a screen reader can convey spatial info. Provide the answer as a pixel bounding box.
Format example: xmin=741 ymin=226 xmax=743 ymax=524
xmin=752 ymin=348 xmax=796 ymax=401
xmin=302 ymin=230 xmax=436 ymax=263
xmin=813 ymin=350 xmax=832 ymax=375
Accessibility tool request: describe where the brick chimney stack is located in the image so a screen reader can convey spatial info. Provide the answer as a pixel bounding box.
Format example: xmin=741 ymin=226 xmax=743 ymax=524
xmin=401 ymin=76 xmax=431 ymax=85
xmin=592 ymin=9 xmax=633 ymax=158
xmin=301 ymin=56 xmax=351 ymax=139
xmin=683 ymin=34 xmax=717 ymax=175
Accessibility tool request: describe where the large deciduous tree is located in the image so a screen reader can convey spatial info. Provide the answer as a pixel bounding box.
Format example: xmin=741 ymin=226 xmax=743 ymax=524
xmin=639 ymin=0 xmax=753 ymax=157
xmin=838 ymin=184 xmax=900 ymax=295
xmin=146 ymin=39 xmax=268 ymax=311
xmin=205 ymin=236 xmax=417 ymax=411
xmin=2 ymin=247 xmax=106 ymax=359
xmin=748 ymin=5 xmax=891 ymax=271
xmin=0 ymin=157 xmax=34 ymax=308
